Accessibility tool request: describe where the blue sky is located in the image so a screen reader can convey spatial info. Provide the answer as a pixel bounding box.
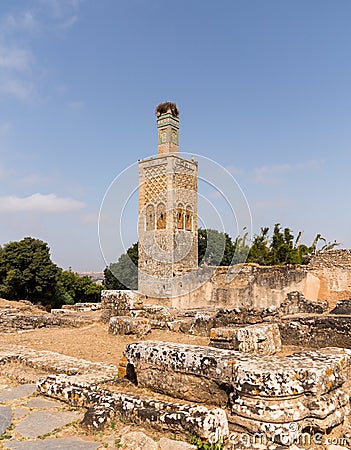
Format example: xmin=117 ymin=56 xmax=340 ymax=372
xmin=0 ymin=0 xmax=350 ymax=271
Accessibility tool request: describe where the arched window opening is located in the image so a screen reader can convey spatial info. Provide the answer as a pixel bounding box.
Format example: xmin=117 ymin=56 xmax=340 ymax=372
xmin=145 ymin=204 xmax=155 ymax=231
xmin=156 ymin=203 xmax=166 ymax=229
xmin=177 ymin=203 xmax=184 ymax=229
xmin=185 ymin=205 xmax=193 ymax=231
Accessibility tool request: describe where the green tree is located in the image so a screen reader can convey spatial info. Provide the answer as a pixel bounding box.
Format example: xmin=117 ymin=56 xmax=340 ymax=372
xmin=57 ymin=269 xmax=103 ymax=303
xmin=0 ymin=237 xmax=59 ymax=306
xmin=247 ymin=227 xmax=270 ymax=265
xmin=198 ymin=228 xmax=236 ymax=266
xmin=104 ymin=242 xmax=138 ymax=289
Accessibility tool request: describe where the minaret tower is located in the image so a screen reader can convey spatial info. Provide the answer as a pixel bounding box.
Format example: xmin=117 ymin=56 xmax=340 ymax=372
xmin=138 ymin=102 xmax=198 ymax=298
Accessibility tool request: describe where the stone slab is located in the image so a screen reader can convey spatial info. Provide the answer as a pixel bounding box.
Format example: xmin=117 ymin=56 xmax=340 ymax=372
xmin=3 ymin=437 xmax=101 ymax=449
xmin=12 ymin=407 xmax=29 ymax=419
xmin=0 ymin=405 xmax=11 ymax=434
xmin=0 ymin=344 xmax=119 ymax=384
xmin=14 ymin=410 xmax=80 ymax=438
xmin=26 ymin=398 xmax=62 ymax=409
xmin=0 ymin=384 xmax=37 ymax=402
xmin=124 ymin=341 xmax=351 ymax=397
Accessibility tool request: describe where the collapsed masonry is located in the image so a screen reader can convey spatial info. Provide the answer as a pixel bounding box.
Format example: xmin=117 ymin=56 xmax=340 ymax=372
xmin=122 ymin=341 xmax=351 ymax=443
xmin=96 ymin=288 xmax=351 ymax=443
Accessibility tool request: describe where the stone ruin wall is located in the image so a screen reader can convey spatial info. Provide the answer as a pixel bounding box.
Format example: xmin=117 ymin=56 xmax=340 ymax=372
xmin=145 ymin=250 xmax=351 ymax=310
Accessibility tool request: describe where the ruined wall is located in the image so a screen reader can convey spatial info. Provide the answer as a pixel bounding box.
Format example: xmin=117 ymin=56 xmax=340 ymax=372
xmin=145 ymin=250 xmax=351 ymax=310
xmin=308 ymin=249 xmax=351 ymax=308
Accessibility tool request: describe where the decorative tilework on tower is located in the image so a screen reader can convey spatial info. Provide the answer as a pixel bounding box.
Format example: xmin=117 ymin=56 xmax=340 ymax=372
xmin=138 ymin=103 xmax=198 ymax=298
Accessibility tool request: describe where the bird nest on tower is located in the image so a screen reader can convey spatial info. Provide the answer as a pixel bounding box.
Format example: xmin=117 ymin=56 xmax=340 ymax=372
xmin=155 ymin=102 xmax=179 ymax=118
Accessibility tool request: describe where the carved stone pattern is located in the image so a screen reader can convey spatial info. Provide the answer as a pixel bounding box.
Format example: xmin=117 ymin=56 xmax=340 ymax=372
xmin=143 ymin=165 xmax=167 ymax=205
xmin=174 ymin=173 xmax=196 ymax=191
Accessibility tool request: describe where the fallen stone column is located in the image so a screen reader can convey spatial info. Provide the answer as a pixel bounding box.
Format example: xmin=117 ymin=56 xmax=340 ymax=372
xmin=37 ymin=374 xmax=229 ymax=440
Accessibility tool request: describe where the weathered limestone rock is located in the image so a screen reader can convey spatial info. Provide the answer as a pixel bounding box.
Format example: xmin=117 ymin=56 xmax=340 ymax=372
xmin=108 ymin=316 xmax=151 ymax=337
xmin=37 ymin=374 xmax=229 ymax=440
xmin=209 ymin=323 xmax=281 ymax=355
xmin=0 ymin=344 xmax=119 ymax=384
xmin=61 ymin=302 xmax=101 ymax=311
xmin=100 ymin=290 xmax=145 ymax=322
xmin=279 ymin=291 xmax=328 ymax=315
xmin=123 ymin=341 xmax=351 ymax=440
xmin=121 ymin=431 xmax=157 ymax=450
xmin=133 ymin=304 xmax=172 ymax=320
xmin=213 ymin=306 xmax=279 ymax=327
xmin=330 ymin=299 xmax=351 ymax=315
xmin=0 ymin=313 xmax=91 ymax=333
xmin=280 ymin=315 xmax=351 ymax=348
xmin=158 ymin=438 xmax=197 ymax=450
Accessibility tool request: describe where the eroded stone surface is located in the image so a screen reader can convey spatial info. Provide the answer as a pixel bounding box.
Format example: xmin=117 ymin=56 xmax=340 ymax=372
xmin=158 ymin=437 xmax=197 ymax=449
xmin=121 ymin=431 xmax=157 ymax=450
xmin=0 ymin=344 xmax=119 ymax=384
xmin=100 ymin=290 xmax=145 ymax=322
xmin=37 ymin=374 xmax=229 ymax=440
xmin=280 ymin=315 xmax=351 ymax=348
xmin=123 ymin=340 xmax=351 ymax=439
xmin=14 ymin=409 xmax=80 ymax=438
xmin=209 ymin=323 xmax=281 ymax=355
xmin=108 ymin=316 xmax=151 ymax=337
xmin=279 ymin=291 xmax=328 ymax=315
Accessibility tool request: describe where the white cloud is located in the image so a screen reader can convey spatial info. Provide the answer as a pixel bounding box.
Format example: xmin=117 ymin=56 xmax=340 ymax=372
xmin=0 ymin=79 xmax=33 ymax=100
xmin=250 ymin=160 xmax=323 ymax=185
xmin=59 ymin=15 xmax=78 ymax=29
xmin=2 ymin=10 xmax=37 ymax=34
xmin=0 ymin=45 xmax=32 ymax=71
xmin=0 ymin=193 xmax=86 ymax=213
xmin=0 ymin=1 xmax=81 ymax=103
xmin=36 ymin=0 xmax=82 ymax=20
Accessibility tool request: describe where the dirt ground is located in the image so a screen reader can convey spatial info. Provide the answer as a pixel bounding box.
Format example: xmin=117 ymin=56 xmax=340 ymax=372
xmin=0 ymin=319 xmax=210 ymax=366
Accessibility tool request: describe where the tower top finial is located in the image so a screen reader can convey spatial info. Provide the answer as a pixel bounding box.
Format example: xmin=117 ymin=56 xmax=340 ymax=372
xmin=155 ymin=102 xmax=179 ymax=118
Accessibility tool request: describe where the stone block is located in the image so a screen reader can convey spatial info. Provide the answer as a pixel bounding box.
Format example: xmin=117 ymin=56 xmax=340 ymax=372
xmin=100 ymin=290 xmax=145 ymax=322
xmin=123 ymin=341 xmax=351 ymax=440
xmin=209 ymin=323 xmax=281 ymax=355
xmin=108 ymin=316 xmax=151 ymax=337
